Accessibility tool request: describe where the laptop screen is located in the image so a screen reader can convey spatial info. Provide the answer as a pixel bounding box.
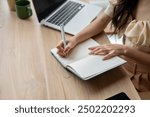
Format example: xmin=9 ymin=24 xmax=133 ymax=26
xmin=32 ymin=0 xmax=66 ymax=22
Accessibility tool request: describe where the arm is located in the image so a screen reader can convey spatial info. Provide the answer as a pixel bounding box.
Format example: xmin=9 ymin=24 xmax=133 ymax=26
xmin=57 ymin=12 xmax=112 ymax=57
xmin=74 ymin=12 xmax=112 ymax=44
xmin=124 ymin=46 xmax=150 ymax=66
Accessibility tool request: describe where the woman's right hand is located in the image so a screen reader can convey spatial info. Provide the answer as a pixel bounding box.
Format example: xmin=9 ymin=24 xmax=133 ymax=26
xmin=56 ymin=37 xmax=78 ymax=57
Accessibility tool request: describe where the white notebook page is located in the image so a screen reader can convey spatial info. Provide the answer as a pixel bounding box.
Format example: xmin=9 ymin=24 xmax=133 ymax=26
xmin=68 ymin=55 xmax=126 ymax=79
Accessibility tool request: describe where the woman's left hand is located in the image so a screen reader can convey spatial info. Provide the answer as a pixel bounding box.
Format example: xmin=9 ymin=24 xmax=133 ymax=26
xmin=89 ymin=44 xmax=127 ymax=60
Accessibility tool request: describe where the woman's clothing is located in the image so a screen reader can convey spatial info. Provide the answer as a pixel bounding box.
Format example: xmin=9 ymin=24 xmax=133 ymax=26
xmin=104 ymin=0 xmax=150 ymax=92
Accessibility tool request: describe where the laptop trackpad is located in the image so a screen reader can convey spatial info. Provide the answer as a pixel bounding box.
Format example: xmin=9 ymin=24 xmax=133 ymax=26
xmin=65 ymin=5 xmax=102 ymax=35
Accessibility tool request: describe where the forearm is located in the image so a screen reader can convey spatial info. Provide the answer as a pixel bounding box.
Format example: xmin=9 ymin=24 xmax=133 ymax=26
xmin=124 ymin=46 xmax=150 ymax=66
xmin=74 ymin=12 xmax=111 ymax=44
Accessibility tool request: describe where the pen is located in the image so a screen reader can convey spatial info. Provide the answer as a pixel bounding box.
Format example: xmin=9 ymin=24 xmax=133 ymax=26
xmin=60 ymin=24 xmax=67 ymax=48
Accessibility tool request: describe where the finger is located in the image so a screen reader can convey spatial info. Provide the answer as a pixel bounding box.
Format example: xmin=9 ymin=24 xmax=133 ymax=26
xmin=65 ymin=47 xmax=72 ymax=56
xmin=92 ymin=49 xmax=109 ymax=55
xmin=95 ymin=52 xmax=108 ymax=55
xmin=89 ymin=47 xmax=100 ymax=54
xmin=89 ymin=45 xmax=112 ymax=51
xmin=64 ymin=41 xmax=74 ymax=53
xmin=66 ymin=48 xmax=73 ymax=57
xmin=57 ymin=50 xmax=66 ymax=57
xmin=57 ymin=42 xmax=64 ymax=50
xmin=91 ymin=47 xmax=109 ymax=54
xmin=103 ymin=51 xmax=116 ymax=60
xmin=60 ymin=45 xmax=71 ymax=57
xmin=88 ymin=46 xmax=100 ymax=50
xmin=64 ymin=45 xmax=71 ymax=52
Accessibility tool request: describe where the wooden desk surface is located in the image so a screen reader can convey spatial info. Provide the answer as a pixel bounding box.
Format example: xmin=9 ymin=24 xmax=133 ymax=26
xmin=0 ymin=0 xmax=140 ymax=100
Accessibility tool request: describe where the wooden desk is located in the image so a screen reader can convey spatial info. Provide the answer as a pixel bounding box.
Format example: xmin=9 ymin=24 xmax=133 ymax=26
xmin=0 ymin=0 xmax=140 ymax=99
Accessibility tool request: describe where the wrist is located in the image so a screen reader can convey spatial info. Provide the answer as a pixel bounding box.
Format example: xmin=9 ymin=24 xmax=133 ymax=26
xmin=122 ymin=45 xmax=130 ymax=55
xmin=70 ymin=36 xmax=78 ymax=46
xmin=72 ymin=35 xmax=81 ymax=44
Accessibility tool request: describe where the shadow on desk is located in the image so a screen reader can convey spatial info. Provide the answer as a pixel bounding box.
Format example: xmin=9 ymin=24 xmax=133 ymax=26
xmin=66 ymin=67 xmax=128 ymax=99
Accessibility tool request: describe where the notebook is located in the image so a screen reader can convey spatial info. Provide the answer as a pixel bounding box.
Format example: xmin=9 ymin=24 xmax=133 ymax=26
xmin=51 ymin=39 xmax=126 ymax=80
xmin=32 ymin=0 xmax=102 ymax=35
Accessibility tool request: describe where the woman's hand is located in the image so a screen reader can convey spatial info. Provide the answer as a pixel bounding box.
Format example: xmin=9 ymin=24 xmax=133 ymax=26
xmin=89 ymin=44 xmax=127 ymax=60
xmin=57 ymin=37 xmax=78 ymax=57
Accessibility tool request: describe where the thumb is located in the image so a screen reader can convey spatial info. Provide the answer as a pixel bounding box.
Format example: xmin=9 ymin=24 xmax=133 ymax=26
xmin=64 ymin=45 xmax=71 ymax=53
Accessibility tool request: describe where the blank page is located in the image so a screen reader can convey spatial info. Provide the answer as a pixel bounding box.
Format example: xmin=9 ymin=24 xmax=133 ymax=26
xmin=68 ymin=55 xmax=126 ymax=80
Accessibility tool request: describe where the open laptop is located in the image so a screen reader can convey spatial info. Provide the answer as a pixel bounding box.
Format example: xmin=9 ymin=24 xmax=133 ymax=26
xmin=32 ymin=0 xmax=102 ymax=35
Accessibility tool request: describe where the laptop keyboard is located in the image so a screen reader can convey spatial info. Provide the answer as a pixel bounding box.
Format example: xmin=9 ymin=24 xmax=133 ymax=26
xmin=47 ymin=1 xmax=85 ymax=26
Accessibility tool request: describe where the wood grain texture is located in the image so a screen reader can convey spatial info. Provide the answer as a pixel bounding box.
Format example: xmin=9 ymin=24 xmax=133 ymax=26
xmin=0 ymin=0 xmax=140 ymax=100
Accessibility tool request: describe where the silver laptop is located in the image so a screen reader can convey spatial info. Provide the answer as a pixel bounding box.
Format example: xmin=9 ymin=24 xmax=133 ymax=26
xmin=32 ymin=0 xmax=102 ymax=35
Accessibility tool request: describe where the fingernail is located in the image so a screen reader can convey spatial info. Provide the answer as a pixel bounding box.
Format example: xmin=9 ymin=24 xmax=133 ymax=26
xmin=102 ymin=57 xmax=107 ymax=60
xmin=89 ymin=52 xmax=93 ymax=55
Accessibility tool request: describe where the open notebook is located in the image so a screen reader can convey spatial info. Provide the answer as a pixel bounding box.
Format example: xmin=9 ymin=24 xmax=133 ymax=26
xmin=51 ymin=39 xmax=126 ymax=80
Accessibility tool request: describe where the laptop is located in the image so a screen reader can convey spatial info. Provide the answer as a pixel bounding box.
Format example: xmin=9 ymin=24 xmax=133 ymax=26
xmin=32 ymin=0 xmax=102 ymax=35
